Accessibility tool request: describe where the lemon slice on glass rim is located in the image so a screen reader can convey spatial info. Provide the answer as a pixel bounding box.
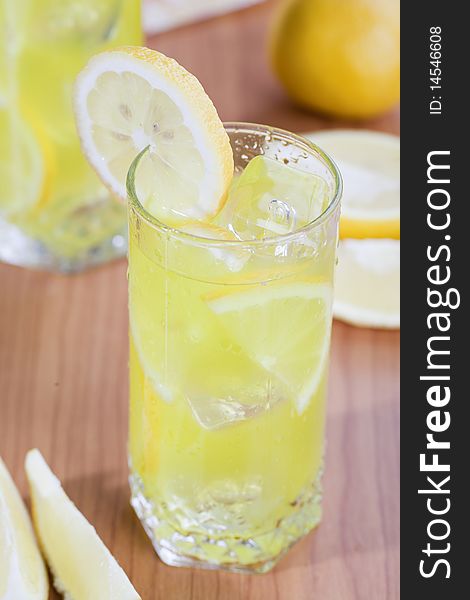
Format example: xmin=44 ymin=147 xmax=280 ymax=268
xmin=304 ymin=129 xmax=400 ymax=239
xmin=73 ymin=46 xmax=233 ymax=224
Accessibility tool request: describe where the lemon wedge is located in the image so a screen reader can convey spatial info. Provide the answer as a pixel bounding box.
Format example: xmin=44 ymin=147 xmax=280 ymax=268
xmin=25 ymin=449 xmax=141 ymax=600
xmin=334 ymin=238 xmax=400 ymax=329
xmin=305 ymin=129 xmax=399 ymax=239
xmin=206 ymin=281 xmax=332 ymax=414
xmin=73 ymin=46 xmax=233 ymax=223
xmin=0 ymin=108 xmax=53 ymax=216
xmin=0 ymin=456 xmax=48 ymax=600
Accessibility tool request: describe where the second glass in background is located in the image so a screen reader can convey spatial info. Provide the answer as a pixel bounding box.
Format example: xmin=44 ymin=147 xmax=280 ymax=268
xmin=0 ymin=0 xmax=142 ymax=271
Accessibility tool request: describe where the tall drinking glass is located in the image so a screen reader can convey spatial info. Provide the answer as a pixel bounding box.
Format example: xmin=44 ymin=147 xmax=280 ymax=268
xmin=0 ymin=0 xmax=142 ymax=271
xmin=127 ymin=123 xmax=342 ymax=573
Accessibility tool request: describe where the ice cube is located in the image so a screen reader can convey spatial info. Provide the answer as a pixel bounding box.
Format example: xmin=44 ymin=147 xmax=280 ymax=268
xmin=187 ymin=396 xmax=257 ymax=430
xmin=178 ymin=222 xmax=249 ymax=272
xmin=186 ymin=379 xmax=284 ymax=431
xmin=217 ymin=155 xmax=329 ymax=241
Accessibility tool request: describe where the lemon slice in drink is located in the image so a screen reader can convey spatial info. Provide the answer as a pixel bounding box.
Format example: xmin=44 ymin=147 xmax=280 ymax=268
xmin=0 ymin=108 xmax=53 ymax=216
xmin=0 ymin=457 xmax=48 ymax=600
xmin=206 ymin=281 xmax=332 ymax=414
xmin=73 ymin=46 xmax=233 ymax=223
xmin=305 ymin=130 xmax=400 ymax=239
xmin=334 ymin=238 xmax=400 ymax=328
xmin=25 ymin=449 xmax=141 ymax=600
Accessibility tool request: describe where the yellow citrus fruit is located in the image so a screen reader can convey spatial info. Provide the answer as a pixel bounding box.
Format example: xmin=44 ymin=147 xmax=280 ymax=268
xmin=206 ymin=281 xmax=332 ymax=414
xmin=305 ymin=129 xmax=400 ymax=239
xmin=73 ymin=46 xmax=233 ymax=224
xmin=269 ymin=0 xmax=400 ymax=119
xmin=25 ymin=449 xmax=141 ymax=600
xmin=0 ymin=456 xmax=48 ymax=600
xmin=334 ymin=238 xmax=400 ymax=328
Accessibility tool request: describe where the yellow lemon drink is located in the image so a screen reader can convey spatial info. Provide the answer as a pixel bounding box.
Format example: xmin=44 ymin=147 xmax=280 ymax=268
xmin=127 ymin=125 xmax=342 ymax=573
xmin=0 ymin=0 xmax=141 ymax=271
xmin=72 ymin=48 xmax=341 ymax=572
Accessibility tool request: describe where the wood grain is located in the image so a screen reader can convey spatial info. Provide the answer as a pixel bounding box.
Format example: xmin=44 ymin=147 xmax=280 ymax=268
xmin=0 ymin=2 xmax=399 ymax=598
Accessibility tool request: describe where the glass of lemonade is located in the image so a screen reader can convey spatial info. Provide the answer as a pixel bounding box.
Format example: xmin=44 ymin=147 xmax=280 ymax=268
xmin=127 ymin=123 xmax=342 ymax=573
xmin=0 ymin=0 xmax=142 ymax=271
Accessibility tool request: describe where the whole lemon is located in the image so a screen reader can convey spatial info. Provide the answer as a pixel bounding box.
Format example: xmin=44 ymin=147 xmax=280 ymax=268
xmin=269 ymin=0 xmax=400 ymax=119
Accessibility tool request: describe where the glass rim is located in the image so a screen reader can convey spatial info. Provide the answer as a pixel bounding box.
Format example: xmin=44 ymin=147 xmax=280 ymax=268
xmin=126 ymin=121 xmax=343 ymax=248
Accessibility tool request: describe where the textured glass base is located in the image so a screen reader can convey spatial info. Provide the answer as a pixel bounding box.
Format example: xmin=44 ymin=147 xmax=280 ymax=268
xmin=129 ymin=469 xmax=323 ymax=574
xmin=0 ymin=217 xmax=127 ymax=273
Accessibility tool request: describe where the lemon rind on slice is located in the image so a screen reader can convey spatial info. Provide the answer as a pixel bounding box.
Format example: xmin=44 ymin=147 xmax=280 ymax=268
xmin=0 ymin=457 xmax=48 ymax=600
xmin=25 ymin=449 xmax=141 ymax=600
xmin=339 ymin=215 xmax=400 ymax=240
xmin=73 ymin=46 xmax=233 ymax=221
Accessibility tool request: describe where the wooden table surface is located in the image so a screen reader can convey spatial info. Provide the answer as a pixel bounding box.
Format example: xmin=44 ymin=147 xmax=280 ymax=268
xmin=0 ymin=3 xmax=400 ymax=599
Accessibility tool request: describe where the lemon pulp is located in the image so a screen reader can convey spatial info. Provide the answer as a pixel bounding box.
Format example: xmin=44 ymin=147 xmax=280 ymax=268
xmin=334 ymin=238 xmax=400 ymax=328
xmin=305 ymin=129 xmax=400 ymax=239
